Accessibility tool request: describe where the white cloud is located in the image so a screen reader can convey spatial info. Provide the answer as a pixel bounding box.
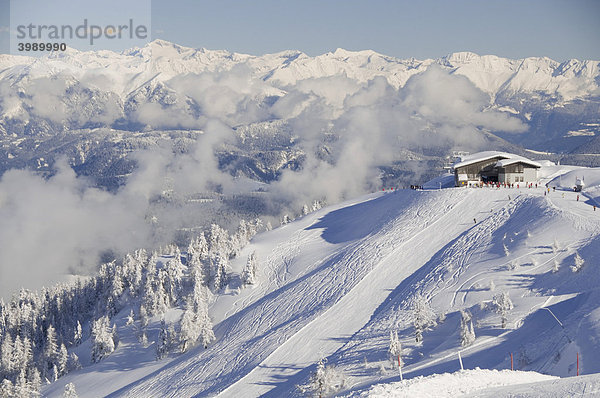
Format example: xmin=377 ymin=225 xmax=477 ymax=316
xmin=0 ymin=62 xmax=531 ymax=298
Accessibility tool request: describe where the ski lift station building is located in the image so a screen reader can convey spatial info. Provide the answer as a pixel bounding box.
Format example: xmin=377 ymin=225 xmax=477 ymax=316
xmin=453 ymin=151 xmax=541 ymax=187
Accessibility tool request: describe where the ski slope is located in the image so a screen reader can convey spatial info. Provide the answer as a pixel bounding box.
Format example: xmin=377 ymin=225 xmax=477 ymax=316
xmin=43 ymin=168 xmax=600 ymax=397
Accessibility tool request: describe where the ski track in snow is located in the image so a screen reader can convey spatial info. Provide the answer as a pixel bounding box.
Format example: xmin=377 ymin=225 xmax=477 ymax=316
xmin=108 ymin=189 xmax=482 ymax=397
xmin=117 ymin=187 xmax=549 ymax=397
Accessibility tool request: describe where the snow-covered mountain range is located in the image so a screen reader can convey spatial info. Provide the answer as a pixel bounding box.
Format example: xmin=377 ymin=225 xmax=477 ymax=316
xmin=2 ymin=40 xmax=598 ymax=99
xmin=1 ymin=39 xmax=599 ymax=187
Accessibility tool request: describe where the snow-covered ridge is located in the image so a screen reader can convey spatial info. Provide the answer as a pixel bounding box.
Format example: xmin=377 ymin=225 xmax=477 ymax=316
xmin=1 ymin=40 xmax=598 ymax=100
xmin=34 ymin=165 xmax=600 ymax=397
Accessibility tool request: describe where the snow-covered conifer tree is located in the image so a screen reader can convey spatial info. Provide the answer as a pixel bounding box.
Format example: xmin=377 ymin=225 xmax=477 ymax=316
xmin=412 ymin=294 xmax=436 ymax=343
xmin=388 ymin=330 xmax=403 ymax=367
xmin=208 ymin=224 xmax=231 ymax=257
xmin=241 ymin=251 xmax=258 ymax=285
xmin=1 ymin=334 xmax=14 ymax=376
xmin=460 ymin=310 xmax=476 ymax=346
xmin=14 ymin=368 xmax=27 ymax=397
xmin=301 ymin=204 xmax=310 ymax=216
xmin=492 ymin=291 xmax=514 ymax=329
xmin=27 ymin=367 xmax=41 ymax=395
xmin=57 ymin=343 xmax=68 ymax=377
xmin=73 ymin=321 xmax=82 ymax=346
xmin=197 ymin=289 xmax=215 ymax=349
xmin=126 ymin=249 xmax=146 ymax=298
xmin=11 ymin=335 xmax=25 ymax=374
xmin=164 ymin=257 xmax=185 ymax=305
xmin=154 ymin=270 xmax=170 ymax=314
xmin=211 ymin=253 xmax=230 ymax=292
xmin=21 ymin=336 xmax=33 ymax=370
xmin=179 ymin=282 xmax=214 ymax=352
xmin=51 ymin=364 xmax=59 ymax=382
xmin=141 ymin=272 xmax=158 ymax=317
xmin=63 ymin=382 xmax=78 ymax=398
xmin=126 ymin=309 xmax=135 ymax=327
xmin=43 ymin=324 xmax=59 ymax=377
xmin=67 ymin=352 xmax=81 ymax=372
xmin=179 ymin=307 xmax=200 ymax=353
xmin=187 ymin=239 xmax=205 ymax=289
xmin=156 ymin=319 xmax=169 ymax=360
xmin=312 ymin=200 xmax=323 ymax=212
xmin=0 ymin=379 xmax=13 ymax=397
xmin=91 ymin=316 xmax=117 ymax=363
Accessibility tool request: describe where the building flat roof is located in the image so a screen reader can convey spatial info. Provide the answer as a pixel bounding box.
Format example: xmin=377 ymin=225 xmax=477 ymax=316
xmin=453 ymin=151 xmax=512 ymax=169
xmin=496 ymin=157 xmax=541 ymax=168
xmin=453 ymin=151 xmax=541 ymax=169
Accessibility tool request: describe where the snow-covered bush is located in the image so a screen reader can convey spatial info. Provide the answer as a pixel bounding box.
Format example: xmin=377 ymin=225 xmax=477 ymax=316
xmin=570 ymin=252 xmax=584 ymax=273
xmin=531 ymin=257 xmax=539 ymax=267
xmin=552 ymin=238 xmax=561 ymax=254
xmin=506 ymin=260 xmax=518 ymax=271
xmin=297 ymin=358 xmax=345 ymax=398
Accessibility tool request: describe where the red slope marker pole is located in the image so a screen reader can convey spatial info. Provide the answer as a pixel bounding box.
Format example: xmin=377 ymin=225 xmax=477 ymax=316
xmin=398 ymin=355 xmax=403 ymax=381
xmin=510 ymin=353 xmax=513 ymax=371
xmin=577 ymin=352 xmax=579 ymax=376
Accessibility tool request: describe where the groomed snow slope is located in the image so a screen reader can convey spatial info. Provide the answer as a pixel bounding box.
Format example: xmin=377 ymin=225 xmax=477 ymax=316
xmin=344 ymin=369 xmax=600 ymax=397
xmin=343 ymin=369 xmax=557 ymax=397
xmin=43 ymin=168 xmax=600 ymax=397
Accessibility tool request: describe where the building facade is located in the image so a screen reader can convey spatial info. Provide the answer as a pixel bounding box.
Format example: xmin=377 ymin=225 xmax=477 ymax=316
xmin=453 ymin=151 xmax=541 ymax=187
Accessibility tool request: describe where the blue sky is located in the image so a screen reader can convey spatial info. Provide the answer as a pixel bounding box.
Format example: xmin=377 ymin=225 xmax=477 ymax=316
xmin=1 ymin=0 xmax=599 ymax=61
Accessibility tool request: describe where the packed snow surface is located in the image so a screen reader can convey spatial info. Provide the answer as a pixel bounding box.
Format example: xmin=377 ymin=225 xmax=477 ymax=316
xmin=42 ymin=166 xmax=600 ymax=397
xmin=343 ymin=369 xmax=556 ymax=397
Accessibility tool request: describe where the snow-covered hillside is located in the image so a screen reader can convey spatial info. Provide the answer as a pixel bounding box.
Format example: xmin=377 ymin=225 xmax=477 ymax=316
xmin=34 ymin=165 xmax=600 ymax=397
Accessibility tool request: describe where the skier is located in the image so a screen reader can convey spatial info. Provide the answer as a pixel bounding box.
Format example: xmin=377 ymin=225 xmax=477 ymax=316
xmin=577 ymin=195 xmax=579 ymax=201
xmin=473 ymin=218 xmax=476 ymax=224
